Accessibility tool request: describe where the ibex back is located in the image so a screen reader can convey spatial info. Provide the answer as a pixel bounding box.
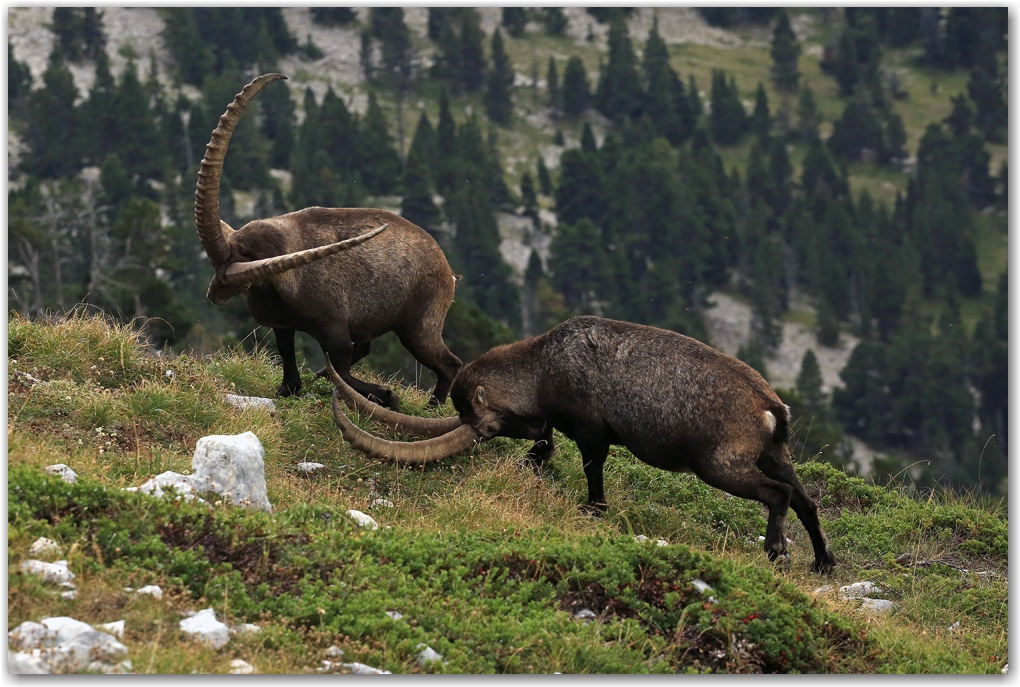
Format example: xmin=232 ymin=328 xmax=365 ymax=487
xmin=327 ymin=316 xmax=837 ymax=573
xmin=195 ymin=75 xmax=461 ymax=408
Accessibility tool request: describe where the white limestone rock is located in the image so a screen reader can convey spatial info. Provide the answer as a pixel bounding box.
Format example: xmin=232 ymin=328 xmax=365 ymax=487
xmin=840 ymin=581 xmax=883 ymax=600
xmin=231 ymin=623 xmax=261 ymax=636
xmin=190 ymin=432 xmax=271 ymax=512
xmin=223 ymin=394 xmax=276 ymax=413
xmin=8 ymin=649 xmax=49 ymax=674
xmin=324 ymin=646 xmax=345 ymax=658
xmin=572 ymin=608 xmax=596 ymax=622
xmin=229 ymin=659 xmax=255 ymax=674
xmin=8 ymin=621 xmax=54 ymax=650
xmin=20 ymin=559 xmax=75 ymax=585
xmin=51 ymin=629 xmax=129 ymax=673
xmin=179 ymin=608 xmax=230 ymax=649
xmin=296 ymin=462 xmax=326 ymax=473
xmin=127 ymin=471 xmax=200 ymax=501
xmin=345 ymin=509 xmax=379 ymax=530
xmin=371 ymin=498 xmax=394 ymax=509
xmin=60 ymin=590 xmax=77 ymax=600
xmin=385 ymin=611 xmax=403 ymax=621
xmin=416 ymin=645 xmax=443 ymax=667
xmin=98 ymin=621 xmax=125 ymax=640
xmin=28 ymin=537 xmax=62 ymax=558
xmin=135 ymin=585 xmax=163 ymax=600
xmin=44 ymin=464 xmax=77 ymax=484
xmin=8 ymin=618 xmax=128 ymax=674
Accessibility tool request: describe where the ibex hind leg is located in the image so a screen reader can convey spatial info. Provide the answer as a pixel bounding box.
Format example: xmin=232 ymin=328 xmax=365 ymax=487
xmin=757 ymin=449 xmax=837 ymax=574
xmin=692 ymin=453 xmax=793 ymax=567
xmin=396 ymin=328 xmax=462 ymax=406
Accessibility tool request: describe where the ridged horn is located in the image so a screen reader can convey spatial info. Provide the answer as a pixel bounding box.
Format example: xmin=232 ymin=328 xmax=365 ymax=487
xmin=332 ymin=390 xmax=481 ymax=465
xmin=219 ymin=224 xmax=389 ymax=287
xmin=323 ymin=354 xmax=463 ymax=438
xmin=195 ymin=73 xmax=287 ymax=267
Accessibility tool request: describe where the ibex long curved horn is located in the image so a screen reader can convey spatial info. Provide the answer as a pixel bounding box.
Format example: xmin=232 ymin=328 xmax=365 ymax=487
xmin=332 ymin=390 xmax=481 ymax=465
xmin=220 ymin=224 xmax=389 ymax=287
xmin=323 ymin=355 xmax=463 ymax=438
xmin=195 ymin=73 xmax=286 ymax=267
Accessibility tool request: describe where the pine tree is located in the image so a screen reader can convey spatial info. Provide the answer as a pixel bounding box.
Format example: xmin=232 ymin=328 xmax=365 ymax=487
xmin=25 ymin=48 xmax=80 ymax=178
xmin=311 ymin=8 xmax=356 ymax=25
xmin=357 ymin=92 xmax=402 ymax=196
xmin=595 ymin=19 xmax=640 ymax=120
xmin=834 ymin=29 xmax=859 ymax=96
xmin=770 ymin=9 xmax=801 ymax=92
xmin=546 ymin=57 xmax=560 ymax=111
xmin=407 ymin=112 xmax=437 ymax=183
xmin=435 ymin=88 xmax=459 ymax=196
xmin=77 ymin=46 xmax=117 ymax=166
xmin=544 ymin=8 xmax=567 ymax=35
xmin=766 ymin=137 xmax=793 ymax=217
xmin=260 ymin=77 xmax=296 ymax=168
xmin=458 ymin=10 xmax=486 ymax=93
xmin=561 ymin=56 xmax=590 ymax=117
xmin=827 ymin=101 xmax=884 ymax=161
xmin=502 ymin=8 xmax=527 ymax=38
xmin=642 ymin=17 xmax=691 ymax=146
xmin=816 ymin=298 xmax=840 ymax=346
xmin=537 ymin=157 xmax=552 ymax=196
xmin=750 ymin=82 xmax=772 ymax=140
xmin=318 ymin=87 xmax=358 ymax=177
xmin=81 ymin=8 xmax=106 ymax=60
xmin=549 ymin=218 xmax=610 ymax=313
xmin=401 ymin=147 xmax=441 ymax=233
xmin=520 ymin=172 xmax=538 ymax=224
xmin=967 ymin=43 xmax=1007 ymax=142
xmin=484 ymin=29 xmax=514 ymax=126
xmin=8 ymin=43 xmax=32 ymax=103
xmin=51 ymin=8 xmax=84 ymax=62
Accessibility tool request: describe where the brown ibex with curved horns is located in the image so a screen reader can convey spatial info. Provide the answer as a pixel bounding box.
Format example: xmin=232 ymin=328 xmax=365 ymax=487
xmin=326 ymin=316 xmax=837 ymax=574
xmin=196 ymin=74 xmax=462 ymax=408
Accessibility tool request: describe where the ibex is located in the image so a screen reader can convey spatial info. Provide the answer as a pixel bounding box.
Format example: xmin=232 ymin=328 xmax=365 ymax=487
xmin=326 ymin=316 xmax=836 ymax=573
xmin=196 ymin=74 xmax=462 ymax=408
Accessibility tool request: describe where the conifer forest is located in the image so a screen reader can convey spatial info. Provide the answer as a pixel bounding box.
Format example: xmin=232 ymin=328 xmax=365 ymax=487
xmin=8 ymin=8 xmax=1008 ymax=495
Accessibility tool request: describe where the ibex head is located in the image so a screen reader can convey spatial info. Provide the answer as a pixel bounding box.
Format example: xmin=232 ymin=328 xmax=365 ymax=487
xmin=195 ymin=74 xmax=386 ymax=305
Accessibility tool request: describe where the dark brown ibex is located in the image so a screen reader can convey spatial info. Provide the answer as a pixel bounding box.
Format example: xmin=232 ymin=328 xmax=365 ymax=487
xmin=196 ymin=74 xmax=461 ymax=408
xmin=326 ymin=316 xmax=836 ymax=573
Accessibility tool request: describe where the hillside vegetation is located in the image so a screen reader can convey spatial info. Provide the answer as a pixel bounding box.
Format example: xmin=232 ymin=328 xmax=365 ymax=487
xmin=8 ymin=314 xmax=1007 ymax=673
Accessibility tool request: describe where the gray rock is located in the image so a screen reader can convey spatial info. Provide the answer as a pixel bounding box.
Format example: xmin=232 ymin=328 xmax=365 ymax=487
xmin=345 ymin=509 xmax=378 ymax=530
xmin=40 ymin=617 xmax=93 ymax=645
xmin=371 ymin=498 xmax=394 ymax=509
xmin=840 ymin=581 xmax=883 ymax=600
xmin=98 ymin=621 xmax=125 ymax=640
xmin=179 ymin=608 xmax=229 ymax=649
xmin=948 ymin=621 xmax=961 ymax=633
xmin=691 ymin=579 xmax=713 ymax=594
xmin=44 ymin=464 xmax=77 ymax=484
xmin=60 ymin=590 xmax=77 ymax=600
xmin=190 ymin=432 xmax=272 ymax=512
xmin=20 ymin=559 xmax=75 ymax=585
xmin=296 ymin=462 xmax=326 ymax=473
xmin=8 ymin=621 xmax=53 ymax=650
xmin=126 ymin=471 xmax=200 ymax=501
xmin=9 ymin=649 xmax=49 ymax=673
xmin=51 ymin=629 xmax=129 ymax=673
xmin=223 ymin=394 xmax=276 ymax=413
xmin=28 ymin=537 xmax=62 ymax=558
xmin=320 ymin=660 xmax=392 ymax=674
xmin=860 ymin=598 xmax=897 ymax=615
xmin=385 ymin=611 xmax=403 ymax=621
xmin=572 ymin=608 xmax=596 ymax=622
xmin=813 ymin=585 xmax=833 ymax=596
xmin=416 ymin=644 xmax=443 ymax=667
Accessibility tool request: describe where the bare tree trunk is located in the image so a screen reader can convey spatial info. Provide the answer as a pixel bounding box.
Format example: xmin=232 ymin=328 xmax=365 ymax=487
xmin=50 ymin=236 xmax=65 ymax=311
xmin=17 ymin=236 xmax=44 ymax=315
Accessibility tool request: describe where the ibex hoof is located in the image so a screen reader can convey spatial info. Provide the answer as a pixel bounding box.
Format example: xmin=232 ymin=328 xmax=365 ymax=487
xmin=810 ymin=552 xmax=837 ymax=575
xmin=278 ymin=381 xmax=301 ymax=397
xmin=579 ymin=501 xmax=608 ymax=517
xmin=367 ymin=389 xmax=400 ymax=412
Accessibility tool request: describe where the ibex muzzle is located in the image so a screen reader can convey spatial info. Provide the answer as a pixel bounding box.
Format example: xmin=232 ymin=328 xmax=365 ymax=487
xmin=329 ymin=316 xmax=837 ymax=574
xmin=195 ymin=74 xmax=462 ymax=408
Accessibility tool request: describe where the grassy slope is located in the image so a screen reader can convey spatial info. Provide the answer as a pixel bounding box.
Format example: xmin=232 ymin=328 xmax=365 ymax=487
xmin=7 ymin=314 xmax=1007 ymax=673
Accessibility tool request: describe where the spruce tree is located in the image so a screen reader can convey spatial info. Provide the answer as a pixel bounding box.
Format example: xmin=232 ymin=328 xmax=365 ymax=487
xmin=967 ymin=43 xmax=1007 ymax=142
xmin=555 ymin=148 xmax=605 ymax=226
xmin=260 ymin=77 xmax=296 ymax=168
xmin=537 ymin=157 xmax=552 ymax=196
xmin=311 ymin=8 xmax=356 ymax=25
xmin=502 ymin=7 xmax=527 ymax=38
xmin=26 ymin=48 xmax=82 ymax=178
xmin=595 ymin=19 xmax=640 ymax=120
xmin=435 ymin=88 xmax=459 ymax=196
xmin=642 ymin=17 xmax=689 ymax=145
xmin=484 ymin=29 xmax=514 ymax=126
xmin=401 ymin=147 xmax=441 ymax=233
xmin=544 ymin=8 xmax=567 ymax=35
xmin=520 ymin=172 xmax=538 ymax=224
xmin=161 ymin=8 xmax=215 ymax=86
xmin=827 ymin=101 xmax=884 ymax=161
xmin=796 ymin=85 xmax=821 ymax=139
xmin=770 ymin=9 xmax=801 ymax=92
xmin=407 ymin=112 xmax=437 ymax=182
xmin=357 ymin=92 xmax=402 ymax=195
xmin=834 ymin=29 xmax=859 ymax=96
xmin=580 ymin=122 xmax=597 ymax=154
xmin=561 ymin=56 xmax=589 ymax=117
xmin=8 ymin=43 xmax=32 ymax=104
xmin=709 ymin=70 xmax=746 ymax=145
xmin=318 ymin=87 xmax=358 ymax=177
xmin=549 ymin=218 xmax=610 ymax=313
xmin=458 ymin=9 xmax=486 ymax=93
xmin=546 ymin=57 xmax=560 ymax=111
xmin=750 ymin=82 xmax=772 ymax=140
xmin=78 ymin=46 xmax=117 ymax=166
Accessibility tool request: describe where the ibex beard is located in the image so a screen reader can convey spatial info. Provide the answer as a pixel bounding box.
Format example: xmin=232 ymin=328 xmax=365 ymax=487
xmin=195 ymin=74 xmax=461 ymax=409
xmin=327 ymin=316 xmax=837 ymax=574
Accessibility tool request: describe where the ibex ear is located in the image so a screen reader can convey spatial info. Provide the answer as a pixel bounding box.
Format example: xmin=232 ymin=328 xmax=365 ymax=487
xmin=475 ymin=386 xmax=487 ymax=408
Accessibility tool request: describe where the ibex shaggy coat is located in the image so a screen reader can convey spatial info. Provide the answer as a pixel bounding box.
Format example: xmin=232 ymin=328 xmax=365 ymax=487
xmin=195 ymin=74 xmax=461 ymax=408
xmin=328 ymin=316 xmax=837 ymax=573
